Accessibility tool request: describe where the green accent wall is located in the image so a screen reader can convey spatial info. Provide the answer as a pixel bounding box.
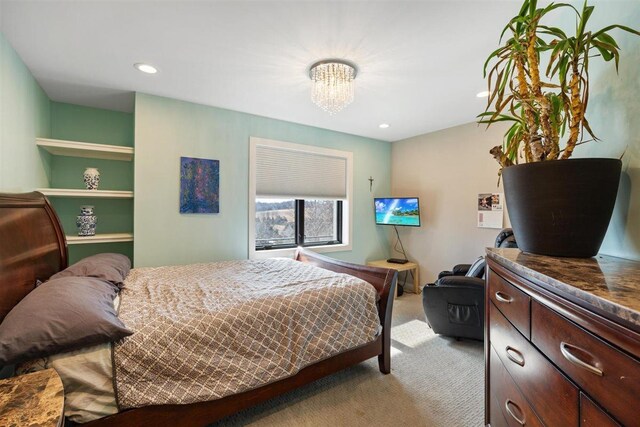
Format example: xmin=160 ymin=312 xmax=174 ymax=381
xmin=134 ymin=93 xmax=392 ymax=267
xmin=48 ymin=102 xmax=134 ymax=264
xmin=0 ymin=33 xmax=135 ymax=265
xmin=50 ymin=102 xmax=134 ymax=147
xmin=0 ymin=32 xmax=50 ymax=191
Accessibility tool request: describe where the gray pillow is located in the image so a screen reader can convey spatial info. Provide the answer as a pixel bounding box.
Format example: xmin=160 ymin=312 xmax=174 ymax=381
xmin=50 ymin=253 xmax=131 ymax=288
xmin=465 ymin=256 xmax=486 ymax=279
xmin=0 ymin=277 xmax=132 ymax=365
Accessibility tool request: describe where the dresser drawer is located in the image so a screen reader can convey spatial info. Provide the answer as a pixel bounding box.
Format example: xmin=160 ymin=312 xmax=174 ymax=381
xmin=489 ymin=392 xmax=509 ymax=427
xmin=580 ymin=393 xmax=619 ymax=427
xmin=490 ymin=345 xmax=543 ymax=427
xmin=531 ymin=301 xmax=640 ymax=427
xmin=488 ymin=269 xmax=531 ymax=338
xmin=490 ymin=302 xmax=579 ymax=426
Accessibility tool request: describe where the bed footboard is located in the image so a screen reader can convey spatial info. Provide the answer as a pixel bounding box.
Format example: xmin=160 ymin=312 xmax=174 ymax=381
xmin=294 ymin=248 xmax=398 ymax=373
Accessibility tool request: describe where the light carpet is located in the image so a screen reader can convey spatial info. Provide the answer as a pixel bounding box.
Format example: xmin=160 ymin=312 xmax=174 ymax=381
xmin=212 ymin=293 xmax=484 ymax=427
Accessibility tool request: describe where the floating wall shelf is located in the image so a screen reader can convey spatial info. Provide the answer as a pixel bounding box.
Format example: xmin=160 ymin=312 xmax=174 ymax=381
xmin=36 ymin=138 xmax=134 ymax=161
xmin=37 ymin=188 xmax=134 ymax=198
xmin=36 ymin=136 xmax=135 ymax=251
xmin=66 ymin=233 xmax=134 ymax=245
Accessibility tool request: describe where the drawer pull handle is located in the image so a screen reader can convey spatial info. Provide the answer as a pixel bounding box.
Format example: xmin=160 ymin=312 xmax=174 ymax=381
xmin=505 ymin=399 xmax=526 ymax=425
xmin=505 ymin=346 xmax=525 ymax=366
xmin=560 ymin=342 xmax=603 ymax=376
xmin=495 ymin=291 xmax=513 ymax=303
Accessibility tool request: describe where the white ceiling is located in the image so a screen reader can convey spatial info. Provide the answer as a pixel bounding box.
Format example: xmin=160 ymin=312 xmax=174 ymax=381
xmin=1 ymin=1 xmax=529 ymax=141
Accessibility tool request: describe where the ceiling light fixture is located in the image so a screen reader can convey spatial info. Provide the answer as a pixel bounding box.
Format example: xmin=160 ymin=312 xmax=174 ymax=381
xmin=379 ymin=123 xmax=390 ymax=129
xmin=309 ymin=59 xmax=357 ymax=115
xmin=134 ymin=63 xmax=158 ymax=74
xmin=476 ymin=90 xmax=489 ymax=98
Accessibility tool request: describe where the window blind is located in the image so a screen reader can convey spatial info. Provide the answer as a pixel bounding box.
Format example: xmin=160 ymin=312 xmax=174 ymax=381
xmin=255 ymin=145 xmax=347 ymax=199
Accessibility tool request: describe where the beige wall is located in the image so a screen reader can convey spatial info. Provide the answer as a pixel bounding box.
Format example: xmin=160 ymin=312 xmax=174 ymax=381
xmin=392 ymin=122 xmax=509 ymax=283
xmin=393 ymin=3 xmax=640 ymax=283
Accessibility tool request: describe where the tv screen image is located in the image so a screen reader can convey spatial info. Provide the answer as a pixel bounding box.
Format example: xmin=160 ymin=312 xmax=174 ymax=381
xmin=374 ymin=197 xmax=421 ymax=227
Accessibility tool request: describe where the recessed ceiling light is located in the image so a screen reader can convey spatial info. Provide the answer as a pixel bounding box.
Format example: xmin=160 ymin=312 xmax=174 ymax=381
xmin=134 ymin=63 xmax=158 ymax=74
xmin=379 ymin=123 xmax=390 ymax=129
xmin=476 ymin=91 xmax=489 ymax=98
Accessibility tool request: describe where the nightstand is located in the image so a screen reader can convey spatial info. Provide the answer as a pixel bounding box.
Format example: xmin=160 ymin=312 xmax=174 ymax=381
xmin=0 ymin=369 xmax=64 ymax=426
xmin=366 ymin=259 xmax=420 ymax=297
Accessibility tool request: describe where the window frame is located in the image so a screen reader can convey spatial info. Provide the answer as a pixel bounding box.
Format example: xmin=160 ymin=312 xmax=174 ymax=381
xmin=249 ymin=137 xmax=353 ymax=259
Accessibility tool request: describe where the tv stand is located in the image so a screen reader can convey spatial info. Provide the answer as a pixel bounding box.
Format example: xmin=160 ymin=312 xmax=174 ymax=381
xmin=386 ymin=258 xmax=408 ymax=264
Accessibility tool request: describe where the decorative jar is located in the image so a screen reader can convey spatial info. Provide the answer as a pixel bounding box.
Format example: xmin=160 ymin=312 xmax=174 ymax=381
xmin=83 ymin=167 xmax=100 ymax=190
xmin=76 ymin=205 xmax=97 ymax=236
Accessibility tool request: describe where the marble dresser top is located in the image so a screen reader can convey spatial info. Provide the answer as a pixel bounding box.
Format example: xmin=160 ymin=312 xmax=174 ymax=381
xmin=0 ymin=369 xmax=64 ymax=427
xmin=486 ymin=248 xmax=640 ymax=332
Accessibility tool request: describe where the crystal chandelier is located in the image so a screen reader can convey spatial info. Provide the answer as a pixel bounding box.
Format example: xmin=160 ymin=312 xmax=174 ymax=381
xmin=309 ymin=60 xmax=357 ymax=115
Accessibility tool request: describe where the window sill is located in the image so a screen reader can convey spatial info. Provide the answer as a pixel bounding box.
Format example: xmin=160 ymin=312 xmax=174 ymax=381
xmin=251 ymin=242 xmax=352 ymax=259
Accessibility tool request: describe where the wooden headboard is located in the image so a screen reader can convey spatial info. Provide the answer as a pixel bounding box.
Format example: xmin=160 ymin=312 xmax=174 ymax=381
xmin=0 ymin=192 xmax=68 ymax=321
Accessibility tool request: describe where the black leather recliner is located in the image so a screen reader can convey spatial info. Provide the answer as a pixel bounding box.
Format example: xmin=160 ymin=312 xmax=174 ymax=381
xmin=422 ymin=229 xmax=517 ymax=341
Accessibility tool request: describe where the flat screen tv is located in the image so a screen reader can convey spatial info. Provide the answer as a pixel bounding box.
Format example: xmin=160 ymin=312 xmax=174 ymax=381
xmin=374 ymin=197 xmax=421 ymax=227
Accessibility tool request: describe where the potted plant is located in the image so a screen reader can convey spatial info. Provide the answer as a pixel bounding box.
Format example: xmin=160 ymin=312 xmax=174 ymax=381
xmin=480 ymin=0 xmax=639 ymax=257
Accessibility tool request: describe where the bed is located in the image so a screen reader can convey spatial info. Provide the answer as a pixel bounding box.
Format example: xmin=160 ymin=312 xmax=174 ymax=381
xmin=0 ymin=192 xmax=397 ymax=426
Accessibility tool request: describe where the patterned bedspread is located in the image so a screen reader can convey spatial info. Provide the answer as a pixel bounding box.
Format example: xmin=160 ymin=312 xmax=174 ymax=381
xmin=113 ymin=258 xmax=381 ymax=409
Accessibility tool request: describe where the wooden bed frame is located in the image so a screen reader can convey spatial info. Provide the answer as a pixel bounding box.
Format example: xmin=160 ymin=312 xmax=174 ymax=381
xmin=0 ymin=192 xmax=398 ymax=427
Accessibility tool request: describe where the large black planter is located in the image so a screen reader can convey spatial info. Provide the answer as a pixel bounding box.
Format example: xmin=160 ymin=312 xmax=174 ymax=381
xmin=502 ymin=158 xmax=621 ymax=258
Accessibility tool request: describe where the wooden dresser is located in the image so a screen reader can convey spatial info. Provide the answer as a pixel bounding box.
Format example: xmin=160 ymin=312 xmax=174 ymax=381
xmin=485 ymin=248 xmax=640 ymax=427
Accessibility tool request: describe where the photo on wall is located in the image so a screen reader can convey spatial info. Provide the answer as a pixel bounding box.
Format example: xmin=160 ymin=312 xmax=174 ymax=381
xmin=180 ymin=157 xmax=220 ymax=214
xmin=477 ymin=192 xmax=503 ymax=228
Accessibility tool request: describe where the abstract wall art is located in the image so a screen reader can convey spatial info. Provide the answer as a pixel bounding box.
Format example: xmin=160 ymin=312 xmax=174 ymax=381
xmin=180 ymin=157 xmax=219 ymax=214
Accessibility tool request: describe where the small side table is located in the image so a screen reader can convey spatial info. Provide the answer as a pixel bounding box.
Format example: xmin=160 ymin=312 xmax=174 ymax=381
xmin=367 ymin=259 xmax=420 ymax=297
xmin=0 ymin=369 xmax=64 ymax=427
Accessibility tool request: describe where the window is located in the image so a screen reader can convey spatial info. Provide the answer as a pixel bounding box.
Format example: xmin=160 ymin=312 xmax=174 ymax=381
xmin=255 ymin=199 xmax=342 ymax=250
xmin=255 ymin=198 xmax=296 ymax=248
xmin=249 ymin=137 xmax=353 ymax=258
xmin=303 ymin=199 xmax=341 ymax=245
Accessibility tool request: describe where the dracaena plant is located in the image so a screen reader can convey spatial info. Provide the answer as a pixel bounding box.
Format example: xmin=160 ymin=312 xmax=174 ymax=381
xmin=479 ymin=0 xmax=639 ymax=169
